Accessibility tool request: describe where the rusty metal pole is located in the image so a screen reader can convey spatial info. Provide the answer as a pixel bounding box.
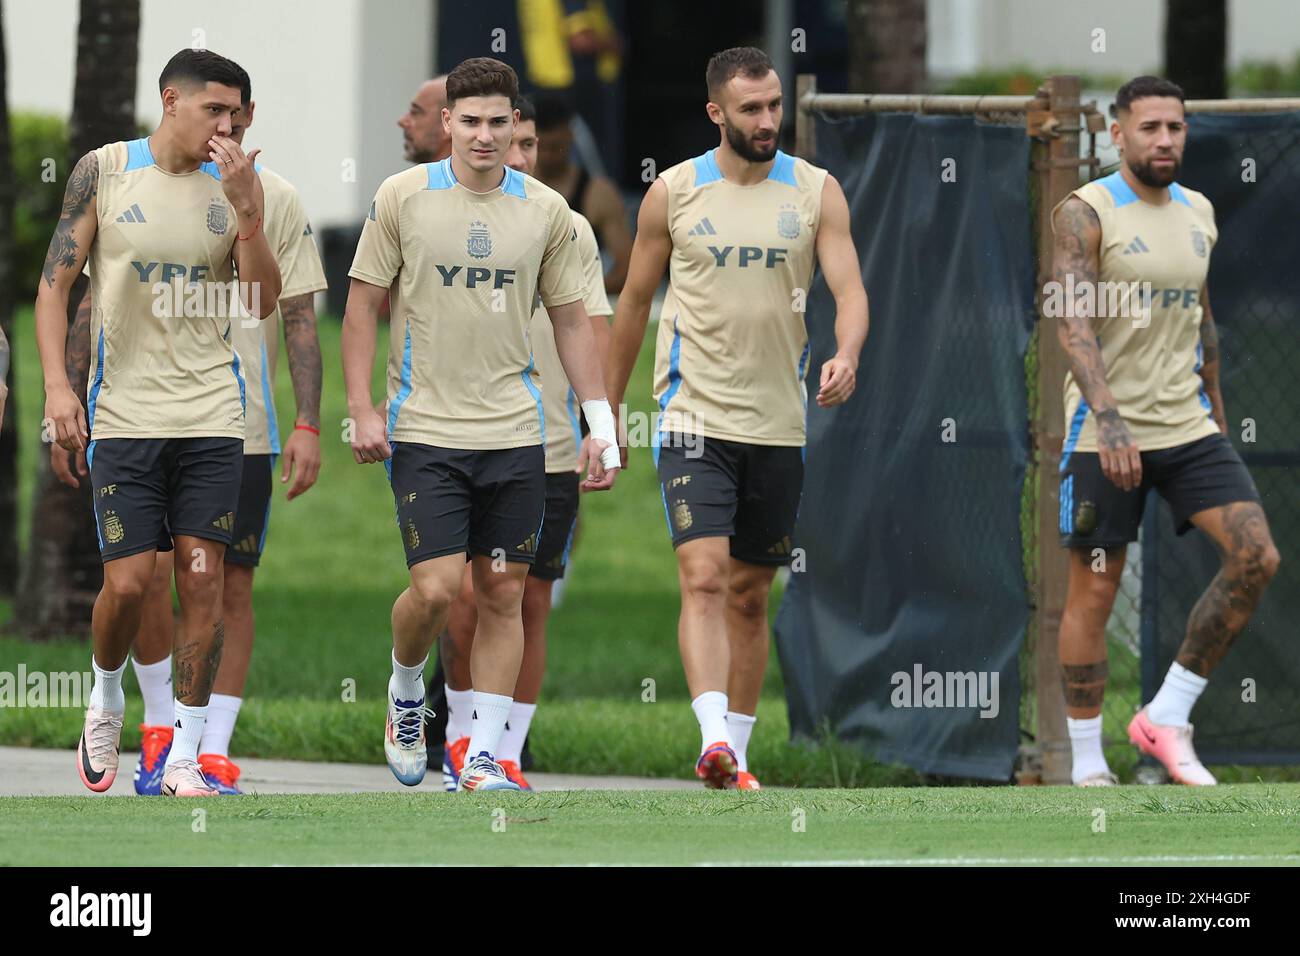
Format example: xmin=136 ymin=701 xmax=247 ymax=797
xmin=1029 ymin=74 xmax=1083 ymax=785
xmin=795 ymin=73 xmax=817 ymax=160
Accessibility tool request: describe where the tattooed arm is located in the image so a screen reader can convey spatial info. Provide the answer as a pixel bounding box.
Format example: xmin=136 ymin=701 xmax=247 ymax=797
xmin=35 ymin=150 xmax=99 ymax=452
xmin=1052 ymin=196 xmax=1141 ymax=491
xmin=1196 ymin=284 xmax=1228 ymax=435
xmin=278 ymin=292 xmax=324 ymax=499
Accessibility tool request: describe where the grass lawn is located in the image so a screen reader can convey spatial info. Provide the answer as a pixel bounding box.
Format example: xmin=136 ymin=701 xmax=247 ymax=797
xmin=3 ymin=784 xmax=1299 ymax=866
xmin=0 ymin=307 xmax=915 ymax=787
xmin=3 ymin=309 xmax=1293 ymax=789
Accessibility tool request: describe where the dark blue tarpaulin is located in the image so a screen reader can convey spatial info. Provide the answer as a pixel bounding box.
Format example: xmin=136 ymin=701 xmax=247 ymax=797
xmin=774 ymin=111 xmax=1036 ymax=780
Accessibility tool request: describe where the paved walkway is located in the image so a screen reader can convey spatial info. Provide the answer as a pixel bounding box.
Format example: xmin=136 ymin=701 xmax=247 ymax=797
xmin=0 ymin=746 xmax=697 ymax=796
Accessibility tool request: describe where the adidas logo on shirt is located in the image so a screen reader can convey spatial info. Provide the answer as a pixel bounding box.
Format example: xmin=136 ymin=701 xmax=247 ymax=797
xmin=1122 ymin=236 xmax=1150 ymax=255
xmin=688 ymin=217 xmax=717 ymax=236
xmin=116 ymin=203 xmax=147 ymax=224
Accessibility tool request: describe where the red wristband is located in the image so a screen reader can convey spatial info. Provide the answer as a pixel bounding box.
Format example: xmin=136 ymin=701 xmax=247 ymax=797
xmin=294 ymin=423 xmax=320 ymax=435
xmin=237 ymin=217 xmax=263 ymax=241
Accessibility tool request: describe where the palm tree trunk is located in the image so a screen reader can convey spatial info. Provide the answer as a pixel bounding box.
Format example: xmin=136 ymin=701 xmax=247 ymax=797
xmin=0 ymin=1 xmax=20 ymax=595
xmin=1165 ymin=0 xmax=1227 ymax=99
xmin=847 ymin=0 xmax=928 ymax=94
xmin=12 ymin=0 xmax=140 ymax=638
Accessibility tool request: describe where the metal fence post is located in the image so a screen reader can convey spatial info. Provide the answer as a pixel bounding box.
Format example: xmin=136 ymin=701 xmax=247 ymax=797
xmin=795 ymin=73 xmax=817 ymax=160
xmin=1029 ymin=74 xmax=1083 ymax=785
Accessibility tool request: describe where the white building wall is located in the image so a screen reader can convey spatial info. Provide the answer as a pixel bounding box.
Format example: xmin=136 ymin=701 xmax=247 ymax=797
xmin=7 ymin=0 xmax=434 ymax=229
xmin=929 ymin=0 xmax=1300 ymax=81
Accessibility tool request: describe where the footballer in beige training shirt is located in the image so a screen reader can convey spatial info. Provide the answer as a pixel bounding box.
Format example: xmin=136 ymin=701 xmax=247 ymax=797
xmin=605 ymin=48 xmax=869 ymax=790
xmin=435 ymin=96 xmax=614 ymax=792
xmin=342 ymin=57 xmax=622 ymax=792
xmin=35 ymin=49 xmax=281 ymax=798
xmin=1051 ymin=76 xmax=1279 ymax=790
xmin=54 ymin=108 xmax=329 ymax=796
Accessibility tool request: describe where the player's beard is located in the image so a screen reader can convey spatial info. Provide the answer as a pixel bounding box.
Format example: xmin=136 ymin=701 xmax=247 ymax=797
xmin=1130 ymin=154 xmax=1180 ymax=188
xmin=406 ymin=137 xmax=435 ymax=164
xmin=724 ymin=120 xmax=778 ymax=163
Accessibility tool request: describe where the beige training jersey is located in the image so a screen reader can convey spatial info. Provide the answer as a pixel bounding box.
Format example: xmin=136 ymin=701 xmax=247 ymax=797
xmin=86 ymin=137 xmax=246 ymax=439
xmin=349 ymin=158 xmax=586 ymax=449
xmin=529 ymin=211 xmax=612 ymax=473
xmin=652 ymin=148 xmax=827 ymax=446
xmin=230 ymin=168 xmax=328 ymax=455
xmin=1057 ymin=172 xmax=1221 ymax=455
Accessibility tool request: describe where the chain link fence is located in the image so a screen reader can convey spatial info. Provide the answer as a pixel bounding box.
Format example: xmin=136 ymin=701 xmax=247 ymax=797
xmin=797 ymin=78 xmax=1300 ymax=782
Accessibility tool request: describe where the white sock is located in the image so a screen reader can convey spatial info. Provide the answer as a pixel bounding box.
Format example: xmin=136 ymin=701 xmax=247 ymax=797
xmin=199 ymin=693 xmax=242 ymax=757
xmin=388 ymin=651 xmax=427 ymax=704
xmin=89 ymin=654 xmax=127 ymax=713
xmin=1067 ymin=715 xmax=1110 ymax=783
xmin=467 ymin=691 xmax=512 ymax=761
xmin=167 ymin=700 xmax=207 ymax=766
xmin=691 ymin=691 xmax=731 ymax=752
xmin=1147 ymin=662 xmax=1208 ymax=727
xmin=445 ymin=685 xmax=475 ymax=743
xmin=497 ymin=701 xmax=537 ymax=764
xmin=726 ymin=711 xmax=756 ymax=773
xmin=132 ymin=655 xmax=174 ymax=727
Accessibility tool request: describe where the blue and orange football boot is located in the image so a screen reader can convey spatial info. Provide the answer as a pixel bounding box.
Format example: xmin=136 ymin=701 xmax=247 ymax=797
xmin=198 ymin=753 xmax=244 ymax=795
xmin=695 ymin=741 xmax=739 ymax=789
xmin=498 ymin=759 xmax=533 ymax=791
xmin=442 ymin=736 xmax=470 ymax=792
xmin=133 ymin=724 xmax=173 ymax=795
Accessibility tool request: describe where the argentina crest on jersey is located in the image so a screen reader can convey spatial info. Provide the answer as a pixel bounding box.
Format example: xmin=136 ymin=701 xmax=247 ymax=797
xmin=777 ymin=203 xmax=800 ymax=239
xmin=1190 ymin=225 xmax=1207 ymax=258
xmin=206 ymin=198 xmax=229 ymax=235
xmin=467 ymin=220 xmax=492 ymax=259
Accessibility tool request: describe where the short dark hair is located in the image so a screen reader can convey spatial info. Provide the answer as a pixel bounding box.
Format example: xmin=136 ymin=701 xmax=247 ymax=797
xmin=1110 ymin=75 xmax=1185 ymax=118
xmin=515 ymin=96 xmax=536 ymax=125
xmin=159 ymin=48 xmax=250 ymax=106
xmin=533 ymin=94 xmax=572 ymax=132
xmin=706 ymin=47 xmax=775 ymax=101
xmin=446 ymin=57 xmax=518 ymax=108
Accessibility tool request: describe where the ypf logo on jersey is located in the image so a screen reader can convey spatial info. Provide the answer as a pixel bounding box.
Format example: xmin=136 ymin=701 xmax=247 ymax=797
xmin=467 ymin=220 xmax=492 ymax=259
xmin=206 ymin=199 xmax=228 ymax=236
xmin=777 ymin=203 xmax=800 ymax=239
xmin=1190 ymin=226 xmax=1208 ymax=258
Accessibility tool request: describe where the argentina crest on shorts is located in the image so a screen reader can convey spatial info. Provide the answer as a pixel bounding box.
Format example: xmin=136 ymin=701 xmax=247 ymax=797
xmin=467 ymin=219 xmax=492 ymax=259
xmin=777 ymin=203 xmax=800 ymax=239
xmin=102 ymin=509 xmax=125 ymax=545
xmin=206 ymin=198 xmax=228 ymax=235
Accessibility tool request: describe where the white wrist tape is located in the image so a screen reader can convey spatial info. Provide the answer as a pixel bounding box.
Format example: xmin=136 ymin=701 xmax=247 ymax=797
xmin=581 ymin=399 xmax=622 ymax=471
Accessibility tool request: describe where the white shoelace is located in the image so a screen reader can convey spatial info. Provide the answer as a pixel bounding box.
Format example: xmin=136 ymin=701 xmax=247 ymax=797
xmin=391 ymin=702 xmax=435 ymax=748
xmin=87 ymin=712 xmax=124 ymax=763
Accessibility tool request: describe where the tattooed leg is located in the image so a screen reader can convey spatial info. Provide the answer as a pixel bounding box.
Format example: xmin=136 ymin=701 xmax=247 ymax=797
xmin=172 ymin=536 xmax=228 ymax=706
xmin=1062 ymin=660 xmax=1110 ymax=713
xmin=1060 ymin=546 xmax=1126 ymax=718
xmin=1178 ymin=502 xmax=1281 ymax=677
